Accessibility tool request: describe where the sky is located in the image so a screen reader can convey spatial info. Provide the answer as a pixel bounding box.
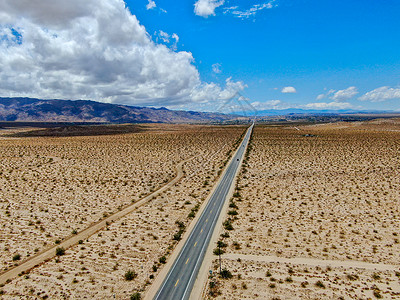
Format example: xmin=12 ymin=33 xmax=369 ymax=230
xmin=0 ymin=0 xmax=399 ymax=112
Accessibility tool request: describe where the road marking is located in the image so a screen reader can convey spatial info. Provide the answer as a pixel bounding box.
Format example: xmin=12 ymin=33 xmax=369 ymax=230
xmin=213 ymin=203 xmax=216 ymax=206
xmin=186 ymin=258 xmax=190 ymax=264
xmin=194 ymin=241 xmax=197 ymax=247
xmin=175 ymin=279 xmax=179 ymax=287
xmin=201 ymin=228 xmax=203 ymax=233
xmin=210 ymin=209 xmax=213 ymax=214
xmin=206 ymin=218 xmax=208 ymax=222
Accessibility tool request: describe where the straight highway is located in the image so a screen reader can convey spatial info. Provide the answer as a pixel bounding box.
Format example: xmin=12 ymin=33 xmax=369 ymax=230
xmin=154 ymin=123 xmax=254 ymax=300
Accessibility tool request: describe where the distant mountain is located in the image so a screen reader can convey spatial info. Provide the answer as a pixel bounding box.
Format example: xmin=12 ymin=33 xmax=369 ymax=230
xmin=0 ymin=97 xmax=235 ymax=123
xmin=240 ymin=108 xmax=396 ymax=116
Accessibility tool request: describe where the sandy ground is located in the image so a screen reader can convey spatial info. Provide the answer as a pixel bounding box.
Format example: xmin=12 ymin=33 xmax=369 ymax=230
xmin=0 ymin=124 xmax=246 ymax=298
xmin=203 ymin=119 xmax=400 ymax=299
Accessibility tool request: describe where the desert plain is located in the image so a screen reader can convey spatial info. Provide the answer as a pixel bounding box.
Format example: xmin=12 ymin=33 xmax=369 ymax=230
xmin=0 ymin=118 xmax=399 ymax=299
xmin=0 ymin=124 xmax=245 ymax=298
xmin=204 ymin=118 xmax=400 ymax=299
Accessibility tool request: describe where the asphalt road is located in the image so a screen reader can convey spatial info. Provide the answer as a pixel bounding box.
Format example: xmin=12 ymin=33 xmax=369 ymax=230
xmin=154 ymin=123 xmax=254 ymax=300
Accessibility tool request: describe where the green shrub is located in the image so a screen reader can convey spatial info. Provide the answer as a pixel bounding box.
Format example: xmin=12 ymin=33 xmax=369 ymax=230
xmin=55 ymin=247 xmax=65 ymax=256
xmin=220 ymin=268 xmax=232 ymax=279
xmin=125 ymin=270 xmax=137 ymax=281
xmin=130 ymin=292 xmax=141 ymax=300
xmin=223 ymin=220 xmax=233 ymax=231
xmin=159 ymin=256 xmax=166 ymax=264
xmin=213 ymin=248 xmax=225 ymax=255
xmin=217 ymin=241 xmax=227 ymax=248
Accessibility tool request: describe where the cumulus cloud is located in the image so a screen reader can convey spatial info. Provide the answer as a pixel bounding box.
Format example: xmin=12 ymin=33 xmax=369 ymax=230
xmin=330 ymin=86 xmax=358 ymax=101
xmin=228 ymin=1 xmax=276 ymax=19
xmin=0 ymin=0 xmax=243 ymax=108
xmin=304 ymin=101 xmax=353 ymax=110
xmin=146 ymin=0 xmax=156 ymax=10
xmin=358 ymin=86 xmax=400 ymax=102
xmin=194 ymin=0 xmax=225 ymax=17
xmin=212 ymin=63 xmax=222 ymax=74
xmin=281 ymin=86 xmax=297 ymax=93
xmin=190 ymin=77 xmax=246 ymax=102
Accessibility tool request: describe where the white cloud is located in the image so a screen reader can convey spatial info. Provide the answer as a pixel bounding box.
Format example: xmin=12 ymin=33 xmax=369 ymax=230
xmin=316 ymin=94 xmax=325 ymax=100
xmin=212 ymin=63 xmax=222 ymax=74
xmin=281 ymin=86 xmax=297 ymax=93
xmin=330 ymin=86 xmax=358 ymax=101
xmin=359 ymin=86 xmax=400 ymax=102
xmin=251 ymin=100 xmax=282 ymax=110
xmin=304 ymin=101 xmax=353 ymax=110
xmin=190 ymin=77 xmax=246 ymax=102
xmin=146 ymin=0 xmax=156 ymax=10
xmin=228 ymin=1 xmax=276 ymax=19
xmin=158 ymin=30 xmax=170 ymax=43
xmin=156 ymin=31 xmax=179 ymax=50
xmin=171 ymin=33 xmax=179 ymax=51
xmin=223 ymin=6 xmax=238 ymax=13
xmin=194 ymin=0 xmax=224 ymax=17
xmin=0 ymin=0 xmax=243 ymax=108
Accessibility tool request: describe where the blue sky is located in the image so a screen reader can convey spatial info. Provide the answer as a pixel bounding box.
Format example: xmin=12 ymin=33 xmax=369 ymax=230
xmin=0 ymin=0 xmax=399 ymax=112
xmin=130 ymin=0 xmax=400 ymax=111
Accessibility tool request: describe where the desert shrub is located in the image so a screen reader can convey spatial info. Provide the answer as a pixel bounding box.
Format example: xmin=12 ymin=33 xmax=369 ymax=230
xmin=217 ymin=241 xmax=227 ymax=248
xmin=213 ymin=248 xmax=225 ymax=256
xmin=229 ymin=202 xmax=238 ymax=209
xmin=159 ymin=256 xmax=166 ymax=264
xmin=12 ymin=254 xmax=21 ymax=261
xmin=173 ymin=230 xmax=183 ymax=241
xmin=125 ymin=270 xmax=137 ymax=281
xmin=346 ymin=274 xmax=359 ymax=281
xmin=372 ymin=273 xmax=381 ymax=280
xmin=228 ymin=210 xmax=238 ymax=216
xmin=130 ymin=292 xmax=141 ymax=300
xmin=373 ymin=289 xmax=382 ymax=299
xmin=175 ymin=220 xmax=185 ymax=228
xmin=220 ymin=268 xmax=232 ymax=279
xmin=220 ymin=232 xmax=230 ymax=238
xmin=55 ymin=247 xmax=65 ymax=256
xmin=223 ymin=220 xmax=234 ymax=230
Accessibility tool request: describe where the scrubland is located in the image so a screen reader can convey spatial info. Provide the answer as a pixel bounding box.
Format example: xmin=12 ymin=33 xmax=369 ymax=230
xmin=205 ymin=119 xmax=400 ymax=299
xmin=0 ymin=124 xmax=245 ymax=298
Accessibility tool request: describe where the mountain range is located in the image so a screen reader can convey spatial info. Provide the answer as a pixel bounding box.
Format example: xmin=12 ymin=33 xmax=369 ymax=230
xmin=1 ymin=97 xmax=396 ymax=124
xmin=0 ymin=97 xmax=234 ymax=123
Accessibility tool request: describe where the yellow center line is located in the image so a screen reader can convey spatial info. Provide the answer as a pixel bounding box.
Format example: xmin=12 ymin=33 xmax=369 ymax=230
xmin=206 ymin=218 xmax=208 ymax=222
xmin=210 ymin=210 xmax=213 ymax=214
xmin=186 ymin=258 xmax=190 ymax=264
xmin=194 ymin=241 xmax=197 ymax=247
xmin=175 ymin=279 xmax=179 ymax=287
xmin=201 ymin=229 xmax=203 ymax=233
